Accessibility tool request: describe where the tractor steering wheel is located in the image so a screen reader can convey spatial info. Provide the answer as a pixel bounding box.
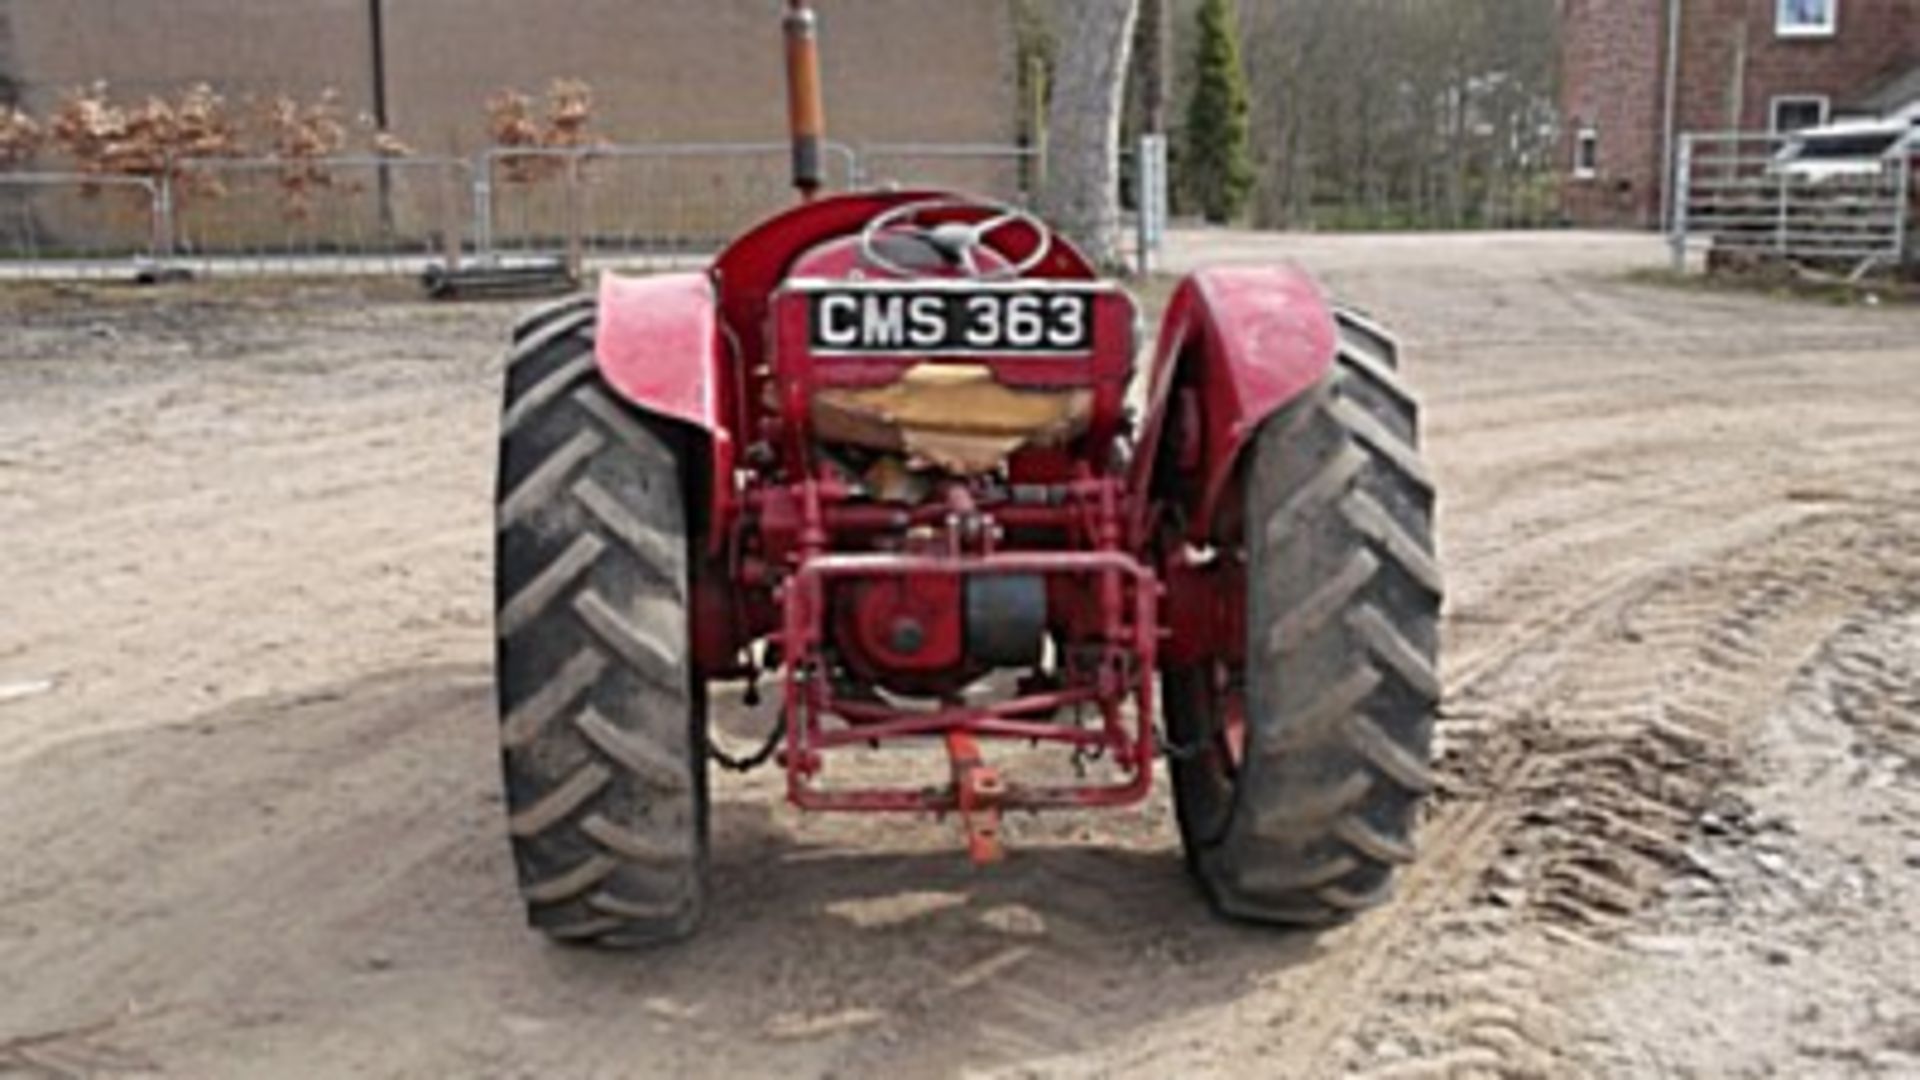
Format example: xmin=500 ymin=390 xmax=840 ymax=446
xmin=858 ymin=197 xmax=1053 ymax=281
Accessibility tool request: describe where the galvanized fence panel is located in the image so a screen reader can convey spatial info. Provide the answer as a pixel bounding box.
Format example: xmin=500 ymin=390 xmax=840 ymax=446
xmin=1671 ymin=132 xmax=1913 ymax=275
xmin=165 ymin=156 xmax=473 ymax=276
xmin=0 ymin=140 xmax=1059 ymax=280
xmin=479 ymin=142 xmax=858 ymax=269
xmin=0 ymin=174 xmax=160 ymax=278
xmin=855 ymin=143 xmax=1041 ymax=205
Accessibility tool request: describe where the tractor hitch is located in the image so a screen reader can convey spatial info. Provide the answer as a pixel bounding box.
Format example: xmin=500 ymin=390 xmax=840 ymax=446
xmin=944 ymin=730 xmax=1006 ymax=865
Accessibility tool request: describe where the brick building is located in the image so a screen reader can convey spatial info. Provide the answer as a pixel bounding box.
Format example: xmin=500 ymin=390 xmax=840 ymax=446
xmin=1561 ymin=0 xmax=1920 ymax=226
xmin=0 ymin=0 xmax=1016 ymax=156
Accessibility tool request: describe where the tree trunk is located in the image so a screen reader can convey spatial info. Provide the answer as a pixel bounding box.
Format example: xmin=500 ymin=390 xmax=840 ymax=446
xmin=1137 ymin=0 xmax=1169 ymax=134
xmin=1041 ymin=0 xmax=1139 ymax=268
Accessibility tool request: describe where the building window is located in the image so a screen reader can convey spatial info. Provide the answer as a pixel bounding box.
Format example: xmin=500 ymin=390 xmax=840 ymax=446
xmin=1573 ymin=126 xmax=1598 ymax=179
xmin=1771 ymin=95 xmax=1831 ymax=133
xmin=1777 ymin=0 xmax=1837 ymax=37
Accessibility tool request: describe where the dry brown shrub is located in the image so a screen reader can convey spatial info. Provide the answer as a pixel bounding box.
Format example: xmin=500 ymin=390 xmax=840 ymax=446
xmin=544 ymin=80 xmax=596 ymax=151
xmin=0 ymin=107 xmax=42 ymax=169
xmin=259 ymin=90 xmax=348 ymax=219
xmin=48 ymin=82 xmax=240 ymax=198
xmin=254 ymin=91 xmax=418 ymax=219
xmin=487 ymin=79 xmax=599 ymax=183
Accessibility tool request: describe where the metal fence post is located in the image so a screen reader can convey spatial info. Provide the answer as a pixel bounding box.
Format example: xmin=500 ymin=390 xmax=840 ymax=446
xmin=440 ymin=161 xmax=464 ymax=272
xmin=564 ymin=151 xmax=585 ymax=279
xmin=472 ymin=153 xmax=495 ymax=258
xmin=1776 ymin=167 xmax=1790 ymax=257
xmin=1896 ymin=150 xmax=1912 ymax=267
xmin=1136 ymin=133 xmax=1167 ymax=277
xmin=1670 ymin=135 xmax=1692 ymax=272
xmin=157 ymin=172 xmax=178 ymax=261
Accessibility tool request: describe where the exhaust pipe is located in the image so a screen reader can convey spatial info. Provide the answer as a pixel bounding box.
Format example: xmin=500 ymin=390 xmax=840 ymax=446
xmin=784 ymin=0 xmax=827 ymax=201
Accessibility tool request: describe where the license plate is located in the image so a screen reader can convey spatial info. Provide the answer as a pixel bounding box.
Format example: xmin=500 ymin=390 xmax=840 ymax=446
xmin=809 ymin=288 xmax=1094 ymax=355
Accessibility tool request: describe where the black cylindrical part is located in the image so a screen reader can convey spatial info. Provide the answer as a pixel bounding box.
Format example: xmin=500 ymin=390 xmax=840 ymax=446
xmin=965 ymin=576 xmax=1048 ymax=668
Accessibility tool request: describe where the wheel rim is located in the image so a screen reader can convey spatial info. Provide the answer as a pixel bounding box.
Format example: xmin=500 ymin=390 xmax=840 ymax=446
xmin=1170 ymin=660 xmax=1246 ymax=849
xmin=1217 ymin=665 xmax=1248 ymax=770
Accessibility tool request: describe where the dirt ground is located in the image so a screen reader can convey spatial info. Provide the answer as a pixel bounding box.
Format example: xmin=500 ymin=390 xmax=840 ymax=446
xmin=3 ymin=231 xmax=1919 ymax=1079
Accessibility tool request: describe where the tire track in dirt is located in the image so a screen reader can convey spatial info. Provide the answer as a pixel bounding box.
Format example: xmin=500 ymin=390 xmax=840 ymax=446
xmin=1132 ymin=463 xmax=1913 ymax=1078
xmin=1564 ymin=591 xmax=1920 ymax=1076
xmin=1036 ymin=501 xmax=1841 ymax=1079
xmin=1327 ymin=509 xmax=1920 ymax=1077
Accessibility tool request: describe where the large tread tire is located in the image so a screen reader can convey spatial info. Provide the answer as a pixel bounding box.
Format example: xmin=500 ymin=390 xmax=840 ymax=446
xmin=1171 ymin=310 xmax=1441 ymax=925
xmin=494 ymin=300 xmax=708 ymax=947
xmin=512 ymin=294 xmax=595 ymax=346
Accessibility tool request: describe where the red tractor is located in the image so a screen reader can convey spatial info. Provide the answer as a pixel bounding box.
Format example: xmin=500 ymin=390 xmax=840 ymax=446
xmin=493 ymin=2 xmax=1440 ymax=946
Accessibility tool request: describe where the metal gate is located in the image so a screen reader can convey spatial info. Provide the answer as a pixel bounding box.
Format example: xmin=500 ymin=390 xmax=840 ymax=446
xmin=1670 ymin=132 xmax=1913 ymax=276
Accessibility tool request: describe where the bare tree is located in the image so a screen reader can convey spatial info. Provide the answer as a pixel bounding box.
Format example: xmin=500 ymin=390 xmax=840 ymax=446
xmin=1041 ymin=0 xmax=1140 ymax=267
xmin=1137 ymin=0 xmax=1170 ymax=133
xmin=1238 ymin=0 xmax=1560 ymax=230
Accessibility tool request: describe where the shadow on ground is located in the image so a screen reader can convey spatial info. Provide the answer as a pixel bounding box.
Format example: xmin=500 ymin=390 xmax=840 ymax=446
xmin=0 ymin=664 xmax=1328 ymax=1077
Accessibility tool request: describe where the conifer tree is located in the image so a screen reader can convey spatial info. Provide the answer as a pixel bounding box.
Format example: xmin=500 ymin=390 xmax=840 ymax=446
xmin=1184 ymin=0 xmax=1254 ymax=223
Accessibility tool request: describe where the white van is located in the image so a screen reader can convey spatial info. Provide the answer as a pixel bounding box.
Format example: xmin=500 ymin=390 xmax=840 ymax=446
xmin=1771 ymin=118 xmax=1919 ymax=183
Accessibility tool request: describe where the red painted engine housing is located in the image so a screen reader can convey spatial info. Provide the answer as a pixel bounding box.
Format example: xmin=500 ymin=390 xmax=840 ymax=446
xmin=837 ymin=574 xmax=966 ymax=684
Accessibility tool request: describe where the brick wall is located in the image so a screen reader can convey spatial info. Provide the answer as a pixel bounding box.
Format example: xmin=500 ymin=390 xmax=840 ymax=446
xmin=3 ymin=0 xmax=374 ymax=111
xmin=1561 ymin=0 xmax=1669 ymax=227
xmin=1673 ymin=0 xmax=1919 ymax=137
xmin=0 ymin=0 xmax=1016 ymax=155
xmin=1561 ymin=0 xmax=1920 ymax=228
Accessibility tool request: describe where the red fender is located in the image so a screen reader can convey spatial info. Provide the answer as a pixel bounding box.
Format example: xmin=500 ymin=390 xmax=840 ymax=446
xmin=1129 ymin=266 xmax=1339 ymax=544
xmin=594 ymin=272 xmax=738 ymax=551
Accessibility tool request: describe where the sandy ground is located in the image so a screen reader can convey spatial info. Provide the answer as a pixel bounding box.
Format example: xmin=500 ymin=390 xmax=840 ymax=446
xmin=2 ymin=232 xmax=1919 ymax=1078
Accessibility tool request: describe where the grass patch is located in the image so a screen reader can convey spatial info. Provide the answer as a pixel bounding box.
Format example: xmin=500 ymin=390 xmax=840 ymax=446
xmin=1623 ymin=264 xmax=1918 ymax=308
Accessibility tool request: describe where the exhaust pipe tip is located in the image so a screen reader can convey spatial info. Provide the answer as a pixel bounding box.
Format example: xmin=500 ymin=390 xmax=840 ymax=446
xmin=784 ymin=0 xmax=827 ymax=200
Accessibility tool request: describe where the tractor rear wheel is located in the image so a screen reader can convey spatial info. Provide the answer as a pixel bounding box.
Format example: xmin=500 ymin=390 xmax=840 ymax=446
xmin=1168 ymin=309 xmax=1441 ymax=925
xmin=494 ymin=300 xmax=708 ymax=947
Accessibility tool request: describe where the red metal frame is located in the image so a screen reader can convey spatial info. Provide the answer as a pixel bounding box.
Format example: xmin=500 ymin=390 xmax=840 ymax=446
xmin=743 ymin=462 xmax=1161 ymax=815
xmin=779 ymin=542 xmax=1160 ymax=814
